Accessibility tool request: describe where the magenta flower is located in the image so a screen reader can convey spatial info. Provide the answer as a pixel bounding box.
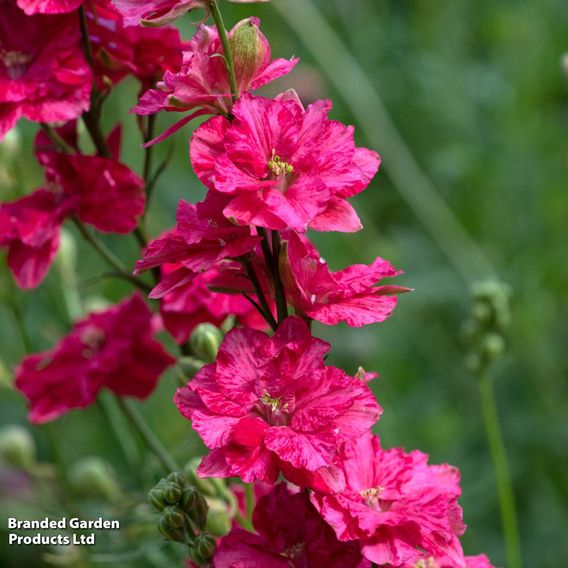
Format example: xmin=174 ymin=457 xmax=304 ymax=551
xmin=160 ymin=264 xmax=265 ymax=344
xmin=311 ymin=433 xmax=467 ymax=568
xmin=465 ymin=555 xmax=496 ymax=568
xmin=282 ymin=232 xmax=409 ymax=327
xmin=0 ymin=2 xmax=92 ymax=140
xmin=15 ymin=294 xmax=175 ymax=424
xmin=174 ymin=316 xmax=381 ymax=486
xmin=412 ymin=554 xmax=496 ymax=568
xmin=0 ymin=190 xmax=67 ymax=289
xmin=135 ymin=193 xmax=260 ymax=297
xmin=113 ymin=0 xmax=269 ymax=27
xmin=133 ymin=18 xmax=297 ymax=145
xmin=16 ymin=0 xmax=82 ymax=15
xmin=36 ymin=123 xmax=145 ymax=234
xmin=86 ymin=0 xmax=184 ymax=92
xmin=214 ymin=483 xmax=368 ymax=568
xmin=190 ymin=93 xmax=380 ymax=232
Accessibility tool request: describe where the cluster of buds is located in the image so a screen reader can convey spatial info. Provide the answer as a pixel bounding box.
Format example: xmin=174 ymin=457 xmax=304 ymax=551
xmin=148 ymin=472 xmax=216 ymax=565
xmin=463 ymin=279 xmax=512 ymax=374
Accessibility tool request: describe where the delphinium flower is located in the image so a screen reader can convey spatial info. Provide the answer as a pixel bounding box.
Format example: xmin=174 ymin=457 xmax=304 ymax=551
xmin=0 ymin=123 xmax=145 ymax=288
xmin=15 ymin=294 xmax=175 ymax=423
xmin=190 ymin=92 xmax=380 ymax=231
xmin=281 ymin=232 xmax=409 ymax=326
xmin=133 ymin=17 xmax=297 ymax=145
xmin=0 ymin=1 xmax=91 ymax=140
xmin=16 ymin=0 xmax=83 ymax=15
xmin=175 ymin=316 xmax=381 ymax=488
xmin=214 ymin=483 xmax=368 ymax=568
xmin=311 ymin=432 xmax=467 ymax=567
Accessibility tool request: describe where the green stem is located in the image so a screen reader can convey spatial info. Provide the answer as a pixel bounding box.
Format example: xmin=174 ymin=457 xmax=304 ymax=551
xmin=78 ymin=6 xmax=94 ymax=68
xmin=240 ymin=257 xmax=277 ymax=330
xmin=478 ymin=371 xmax=522 ymax=568
xmin=270 ymin=231 xmax=288 ymax=323
xmin=209 ymin=1 xmax=239 ymax=101
xmin=244 ymin=483 xmax=255 ymax=526
xmin=116 ymin=397 xmax=180 ymax=473
xmin=72 ymin=218 xmax=151 ymax=294
xmin=39 ymin=124 xmax=75 ymax=154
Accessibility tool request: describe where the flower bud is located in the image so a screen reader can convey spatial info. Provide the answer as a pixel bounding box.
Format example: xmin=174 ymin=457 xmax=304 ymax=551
xmin=184 ymin=458 xmax=218 ymax=496
xmin=187 ymin=491 xmax=209 ymax=531
xmin=178 ymin=356 xmax=205 ymax=378
xmin=483 ymin=333 xmax=505 ymax=360
xmin=0 ymin=128 xmax=21 ymax=159
xmin=163 ymin=481 xmax=182 ymax=505
xmin=167 ymin=471 xmax=187 ymax=488
xmin=229 ymin=17 xmax=268 ymax=91
xmin=148 ymin=487 xmax=167 ymax=511
xmin=205 ymin=497 xmax=231 ymax=536
xmin=190 ymin=323 xmax=223 ymax=363
xmin=0 ymin=425 xmax=35 ymax=470
xmin=69 ymin=457 xmax=119 ymax=500
xmin=180 ymin=486 xmax=198 ymax=512
xmin=194 ymin=534 xmax=216 ymax=562
xmin=162 ymin=506 xmax=186 ymax=529
xmin=158 ymin=516 xmax=186 ymax=543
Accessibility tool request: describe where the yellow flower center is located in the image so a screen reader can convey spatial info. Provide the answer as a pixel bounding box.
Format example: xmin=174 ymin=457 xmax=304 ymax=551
xmin=1 ymin=50 xmax=32 ymax=79
xmin=267 ymin=148 xmax=294 ymax=177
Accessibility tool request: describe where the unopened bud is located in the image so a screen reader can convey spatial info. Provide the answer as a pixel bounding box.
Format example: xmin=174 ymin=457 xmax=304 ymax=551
xmin=190 ymin=323 xmax=222 ymax=363
xmin=0 ymin=128 xmax=21 ymax=158
xmin=194 ymin=533 xmax=216 ymax=562
xmin=483 ymin=333 xmax=505 ymax=360
xmin=69 ymin=457 xmax=119 ymax=500
xmin=158 ymin=516 xmax=186 ymax=543
xmin=205 ymin=498 xmax=231 ymax=536
xmin=229 ymin=17 xmax=268 ymax=91
xmin=178 ymin=356 xmax=205 ymax=378
xmin=184 ymin=458 xmax=218 ymax=496
xmin=163 ymin=481 xmax=182 ymax=505
xmin=188 ymin=492 xmax=208 ymax=531
xmin=180 ymin=486 xmax=198 ymax=512
xmin=148 ymin=487 xmax=167 ymax=511
xmin=0 ymin=426 xmax=35 ymax=470
xmin=162 ymin=506 xmax=186 ymax=529
xmin=167 ymin=472 xmax=187 ymax=487
xmin=471 ymin=301 xmax=491 ymax=325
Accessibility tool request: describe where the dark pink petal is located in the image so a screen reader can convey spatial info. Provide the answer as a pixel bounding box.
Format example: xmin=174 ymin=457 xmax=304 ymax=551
xmin=309 ymin=197 xmax=363 ymax=232
xmin=17 ymin=0 xmax=83 ymax=15
xmin=307 ymin=295 xmax=398 ymax=327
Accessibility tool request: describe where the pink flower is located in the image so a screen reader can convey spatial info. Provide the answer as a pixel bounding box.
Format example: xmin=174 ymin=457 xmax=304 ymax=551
xmin=190 ymin=93 xmax=380 ymax=232
xmin=282 ymin=232 xmax=409 ymax=327
xmin=160 ymin=264 xmax=265 ymax=344
xmin=0 ymin=2 xmax=92 ymax=140
xmin=174 ymin=316 xmax=381 ymax=487
xmin=311 ymin=433 xmax=467 ymax=568
xmin=135 ymin=193 xmax=260 ymax=297
xmin=16 ymin=0 xmax=82 ymax=15
xmin=36 ymin=123 xmax=145 ymax=234
xmin=15 ymin=294 xmax=175 ymax=423
xmin=411 ymin=554 xmax=496 ymax=568
xmin=86 ymin=0 xmax=184 ymax=92
xmin=465 ymin=555 xmax=496 ymax=568
xmin=0 ymin=190 xmax=66 ymax=289
xmin=113 ymin=0 xmax=269 ymax=27
xmin=214 ymin=483 xmax=367 ymax=568
xmin=133 ymin=18 xmax=297 ymax=144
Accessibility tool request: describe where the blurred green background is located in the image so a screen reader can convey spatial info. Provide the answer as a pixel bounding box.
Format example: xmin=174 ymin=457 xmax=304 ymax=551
xmin=1 ymin=0 xmax=567 ymax=566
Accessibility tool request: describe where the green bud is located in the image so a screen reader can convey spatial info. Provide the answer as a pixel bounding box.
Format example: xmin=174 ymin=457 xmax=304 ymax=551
xmin=229 ymin=18 xmax=267 ymax=90
xmin=158 ymin=516 xmax=186 ymax=543
xmin=190 ymin=323 xmax=223 ymax=362
xmin=205 ymin=498 xmax=231 ymax=536
xmin=184 ymin=458 xmax=218 ymax=496
xmin=194 ymin=534 xmax=216 ymax=562
xmin=69 ymin=457 xmax=119 ymax=500
xmin=180 ymin=486 xmax=198 ymax=512
xmin=483 ymin=333 xmax=505 ymax=360
xmin=187 ymin=492 xmax=208 ymax=531
xmin=471 ymin=301 xmax=492 ymax=325
xmin=0 ymin=426 xmax=35 ymax=470
xmin=0 ymin=128 xmax=21 ymax=159
xmin=162 ymin=506 xmax=186 ymax=529
xmin=163 ymin=481 xmax=182 ymax=505
xmin=167 ymin=472 xmax=187 ymax=488
xmin=148 ymin=487 xmax=167 ymax=511
xmin=178 ymin=356 xmax=205 ymax=378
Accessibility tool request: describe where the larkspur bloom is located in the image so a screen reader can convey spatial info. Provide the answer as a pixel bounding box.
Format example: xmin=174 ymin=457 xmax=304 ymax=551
xmin=159 ymin=264 xmax=265 ymax=344
xmin=190 ymin=92 xmax=380 ymax=232
xmin=0 ymin=1 xmax=92 ymax=140
xmin=311 ymin=433 xmax=467 ymax=568
xmin=15 ymin=294 xmax=175 ymax=423
xmin=135 ymin=192 xmax=260 ymax=297
xmin=214 ymin=483 xmax=368 ymax=568
xmin=113 ymin=0 xmax=268 ymax=27
xmin=282 ymin=232 xmax=409 ymax=327
xmin=465 ymin=555 xmax=496 ymax=568
xmin=174 ymin=316 xmax=381 ymax=487
xmin=86 ymin=0 xmax=184 ymax=92
xmin=0 ymin=190 xmax=67 ymax=289
xmin=15 ymin=0 xmax=82 ymax=15
xmin=133 ymin=18 xmax=297 ymax=145
xmin=412 ymin=554 xmax=496 ymax=568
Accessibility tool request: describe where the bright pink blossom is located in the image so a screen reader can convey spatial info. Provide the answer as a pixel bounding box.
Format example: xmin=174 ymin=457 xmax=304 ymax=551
xmin=86 ymin=0 xmax=184 ymax=92
xmin=0 ymin=190 xmax=66 ymax=289
xmin=160 ymin=264 xmax=265 ymax=344
xmin=214 ymin=483 xmax=368 ymax=568
xmin=113 ymin=0 xmax=268 ymax=27
xmin=191 ymin=93 xmax=380 ymax=232
xmin=0 ymin=2 xmax=91 ymax=140
xmin=135 ymin=193 xmax=260 ymax=297
xmin=15 ymin=294 xmax=175 ymax=423
xmin=465 ymin=555 xmax=496 ymax=568
xmin=16 ymin=0 xmax=82 ymax=15
xmin=35 ymin=123 xmax=145 ymax=234
xmin=174 ymin=316 xmax=381 ymax=487
xmin=411 ymin=554 xmax=496 ymax=568
xmin=133 ymin=18 xmax=297 ymax=145
xmin=311 ymin=433 xmax=467 ymax=568
xmin=282 ymin=232 xmax=409 ymax=327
